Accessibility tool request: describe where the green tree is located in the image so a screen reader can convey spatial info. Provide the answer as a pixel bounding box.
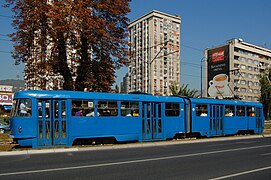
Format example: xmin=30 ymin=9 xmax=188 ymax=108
xmin=259 ymin=68 xmax=271 ymax=120
xmin=169 ymin=83 xmax=199 ymax=97
xmin=114 ymin=84 xmax=119 ymax=93
xmin=121 ymin=84 xmax=125 ymax=93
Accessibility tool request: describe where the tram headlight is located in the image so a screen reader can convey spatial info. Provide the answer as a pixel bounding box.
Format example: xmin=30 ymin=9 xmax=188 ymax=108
xmin=18 ymin=127 xmax=22 ymax=133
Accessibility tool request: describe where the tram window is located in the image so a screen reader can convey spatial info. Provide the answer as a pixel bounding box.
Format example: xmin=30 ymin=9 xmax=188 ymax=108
xmin=247 ymin=106 xmax=255 ymax=116
xmin=12 ymin=99 xmax=32 ymax=117
xmin=165 ymin=103 xmax=180 ymax=116
xmin=196 ymin=104 xmax=208 ymax=116
xmin=236 ymin=106 xmax=245 ymax=116
xmin=45 ymin=101 xmax=50 ymax=118
xmin=72 ymin=100 xmax=94 ymax=116
xmin=98 ymin=101 xmax=118 ymax=116
xmin=61 ymin=101 xmax=66 ymax=118
xmin=54 ymin=101 xmax=59 ymax=118
xmin=225 ymin=105 xmax=235 ymax=116
xmin=121 ymin=101 xmax=139 ymax=116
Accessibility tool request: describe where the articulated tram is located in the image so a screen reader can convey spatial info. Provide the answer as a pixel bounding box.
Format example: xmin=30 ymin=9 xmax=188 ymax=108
xmin=9 ymin=90 xmax=264 ymax=148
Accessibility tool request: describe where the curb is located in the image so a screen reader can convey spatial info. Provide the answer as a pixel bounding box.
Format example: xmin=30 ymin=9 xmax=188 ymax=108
xmin=0 ymin=134 xmax=270 ymax=156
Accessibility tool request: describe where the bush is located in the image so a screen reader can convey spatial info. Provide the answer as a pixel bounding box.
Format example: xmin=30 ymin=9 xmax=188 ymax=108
xmin=0 ymin=117 xmax=10 ymax=124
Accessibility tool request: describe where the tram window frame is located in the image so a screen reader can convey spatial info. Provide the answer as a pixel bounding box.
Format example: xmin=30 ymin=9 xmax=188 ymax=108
xmin=12 ymin=98 xmax=32 ymax=117
xmin=246 ymin=106 xmax=255 ymax=117
xmin=97 ymin=100 xmax=118 ymax=116
xmin=72 ymin=100 xmax=94 ymax=117
xmin=236 ymin=106 xmax=245 ymax=116
xmin=165 ymin=103 xmax=180 ymax=117
xmin=225 ymin=105 xmax=235 ymax=116
xmin=196 ymin=104 xmax=208 ymax=116
xmin=120 ymin=101 xmax=140 ymax=117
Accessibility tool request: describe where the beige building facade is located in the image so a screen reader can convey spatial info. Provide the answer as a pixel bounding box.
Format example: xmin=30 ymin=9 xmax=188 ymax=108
xmin=205 ymin=38 xmax=271 ymax=101
xmin=128 ymin=10 xmax=181 ymax=95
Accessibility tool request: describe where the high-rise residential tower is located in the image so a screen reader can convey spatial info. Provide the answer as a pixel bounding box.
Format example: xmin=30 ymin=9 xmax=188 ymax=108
xmin=205 ymin=38 xmax=271 ymax=102
xmin=128 ymin=10 xmax=181 ymax=95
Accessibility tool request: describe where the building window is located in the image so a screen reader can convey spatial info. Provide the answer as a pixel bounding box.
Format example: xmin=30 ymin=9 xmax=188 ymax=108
xmin=234 ymin=55 xmax=239 ymax=60
xmin=234 ymin=63 xmax=239 ymax=68
xmin=234 ymin=79 xmax=240 ymax=85
xmin=247 ymin=59 xmax=253 ymax=63
xmin=241 ymin=57 xmax=246 ymax=62
xmin=253 ymin=89 xmax=259 ymax=94
xmin=241 ymin=80 xmax=246 ymax=85
xmin=254 ymin=67 xmax=259 ymax=72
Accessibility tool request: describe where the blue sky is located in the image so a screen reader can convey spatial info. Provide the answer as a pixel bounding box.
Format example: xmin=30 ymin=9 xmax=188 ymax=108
xmin=1 ymin=0 xmax=271 ymax=90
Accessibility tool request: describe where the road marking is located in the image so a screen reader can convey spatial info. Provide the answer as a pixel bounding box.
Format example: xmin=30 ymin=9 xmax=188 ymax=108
xmin=1 ymin=144 xmax=271 ymax=177
xmin=210 ymin=166 xmax=271 ymax=180
xmin=261 ymin=152 xmax=271 ymax=156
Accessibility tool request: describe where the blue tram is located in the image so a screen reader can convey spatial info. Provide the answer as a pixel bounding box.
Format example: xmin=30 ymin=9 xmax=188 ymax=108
xmin=9 ymin=90 xmax=264 ymax=148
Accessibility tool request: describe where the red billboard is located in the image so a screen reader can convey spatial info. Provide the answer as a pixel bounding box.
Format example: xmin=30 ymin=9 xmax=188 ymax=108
xmin=0 ymin=93 xmax=13 ymax=105
xmin=211 ymin=50 xmax=225 ymax=62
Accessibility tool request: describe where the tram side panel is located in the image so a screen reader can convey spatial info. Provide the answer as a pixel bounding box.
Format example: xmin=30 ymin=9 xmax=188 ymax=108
xmin=10 ymin=116 xmax=37 ymax=147
xmin=69 ymin=116 xmax=141 ymax=143
xmin=190 ymin=102 xmax=212 ymax=137
xmin=163 ymin=102 xmax=186 ymax=139
xmin=10 ymin=98 xmax=38 ymax=148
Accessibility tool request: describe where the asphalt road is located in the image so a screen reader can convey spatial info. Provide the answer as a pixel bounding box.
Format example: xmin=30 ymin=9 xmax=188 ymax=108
xmin=0 ymin=136 xmax=271 ymax=180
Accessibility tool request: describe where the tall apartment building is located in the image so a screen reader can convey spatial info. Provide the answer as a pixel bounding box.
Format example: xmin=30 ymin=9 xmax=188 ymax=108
xmin=128 ymin=10 xmax=181 ymax=95
xmin=204 ymin=38 xmax=271 ymax=101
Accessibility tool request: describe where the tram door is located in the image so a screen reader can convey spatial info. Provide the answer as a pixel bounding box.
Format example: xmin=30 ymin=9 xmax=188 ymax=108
xmin=255 ymin=108 xmax=263 ymax=134
xmin=142 ymin=103 xmax=163 ymax=140
xmin=210 ymin=105 xmax=223 ymax=136
xmin=37 ymin=99 xmax=68 ymax=147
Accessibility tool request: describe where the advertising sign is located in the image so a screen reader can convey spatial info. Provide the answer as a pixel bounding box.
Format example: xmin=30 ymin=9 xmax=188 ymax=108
xmin=207 ymin=45 xmax=231 ymax=98
xmin=0 ymin=93 xmax=13 ymax=105
xmin=0 ymin=85 xmax=13 ymax=92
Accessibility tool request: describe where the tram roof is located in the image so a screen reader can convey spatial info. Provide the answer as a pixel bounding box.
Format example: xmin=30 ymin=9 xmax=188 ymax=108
xmin=189 ymin=97 xmax=262 ymax=107
xmin=14 ymin=90 xmax=262 ymax=107
xmin=14 ymin=90 xmax=185 ymax=103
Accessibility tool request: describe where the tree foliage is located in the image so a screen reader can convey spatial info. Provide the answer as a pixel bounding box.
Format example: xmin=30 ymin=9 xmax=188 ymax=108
xmin=259 ymin=68 xmax=271 ymax=120
xmin=169 ymin=83 xmax=199 ymax=97
xmin=114 ymin=84 xmax=119 ymax=93
xmin=5 ymin=0 xmax=131 ymax=91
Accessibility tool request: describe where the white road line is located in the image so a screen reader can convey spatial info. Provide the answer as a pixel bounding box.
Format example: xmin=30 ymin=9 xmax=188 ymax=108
xmin=261 ymin=152 xmax=271 ymax=156
xmin=210 ymin=166 xmax=271 ymax=180
xmin=1 ymin=144 xmax=271 ymax=177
